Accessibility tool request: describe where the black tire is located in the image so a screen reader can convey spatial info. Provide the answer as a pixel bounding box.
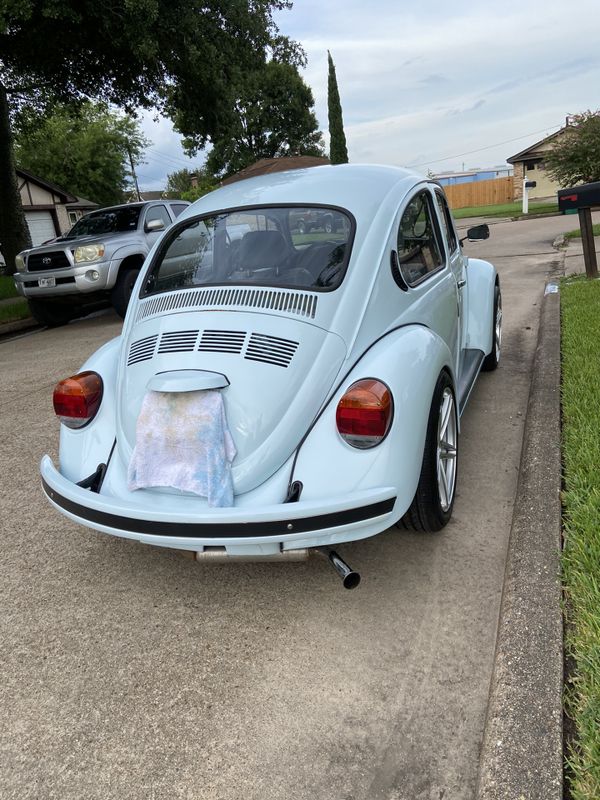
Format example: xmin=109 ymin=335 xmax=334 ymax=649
xmin=27 ymin=298 xmax=77 ymax=327
xmin=399 ymin=371 xmax=458 ymax=532
xmin=482 ymin=283 xmax=501 ymax=372
xmin=111 ymin=267 xmax=140 ymax=319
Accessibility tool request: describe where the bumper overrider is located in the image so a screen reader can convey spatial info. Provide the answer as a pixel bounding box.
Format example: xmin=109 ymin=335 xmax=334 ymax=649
xmin=40 ymin=456 xmax=398 ymax=551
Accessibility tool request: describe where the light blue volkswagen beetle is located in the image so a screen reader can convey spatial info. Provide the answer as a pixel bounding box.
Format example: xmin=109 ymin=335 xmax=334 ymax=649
xmin=41 ymin=165 xmax=500 ymax=588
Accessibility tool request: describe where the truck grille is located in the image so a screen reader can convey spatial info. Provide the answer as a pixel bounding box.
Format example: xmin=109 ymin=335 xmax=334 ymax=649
xmin=27 ymin=251 xmax=70 ymax=272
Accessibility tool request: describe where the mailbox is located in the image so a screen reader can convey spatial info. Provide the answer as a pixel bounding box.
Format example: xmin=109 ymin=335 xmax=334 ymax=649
xmin=557 ymin=181 xmax=600 ymax=278
xmin=525 ymin=180 xmax=536 ymax=189
xmin=558 ymin=181 xmax=600 ymax=213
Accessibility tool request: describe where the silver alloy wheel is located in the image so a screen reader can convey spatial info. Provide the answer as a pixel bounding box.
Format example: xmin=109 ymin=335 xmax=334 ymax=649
xmin=437 ymin=388 xmax=457 ymax=512
xmin=495 ymin=293 xmax=502 ymax=362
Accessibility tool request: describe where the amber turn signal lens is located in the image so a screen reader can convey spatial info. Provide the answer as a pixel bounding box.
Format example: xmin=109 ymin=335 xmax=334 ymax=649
xmin=336 ymin=379 xmax=393 ymax=449
xmin=53 ymin=371 xmax=103 ymax=429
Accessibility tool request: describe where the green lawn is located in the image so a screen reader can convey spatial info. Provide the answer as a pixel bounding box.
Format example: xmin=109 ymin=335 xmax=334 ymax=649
xmin=0 ymin=297 xmax=30 ymax=324
xmin=561 ymin=277 xmax=600 ymax=799
xmin=453 ymin=201 xmax=558 ymax=219
xmin=0 ymin=274 xmax=19 ymax=300
xmin=564 ymin=223 xmax=600 ymax=241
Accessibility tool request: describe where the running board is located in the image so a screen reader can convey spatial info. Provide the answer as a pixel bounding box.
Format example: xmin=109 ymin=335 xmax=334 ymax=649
xmin=457 ymin=349 xmax=485 ymax=415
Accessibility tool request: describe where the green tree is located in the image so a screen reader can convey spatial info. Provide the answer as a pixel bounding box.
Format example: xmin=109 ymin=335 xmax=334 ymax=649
xmin=165 ymin=166 xmax=217 ymax=201
xmin=15 ymin=102 xmax=148 ymax=206
xmin=327 ymin=51 xmax=348 ymax=165
xmin=165 ymin=168 xmax=199 ymax=197
xmin=546 ymin=111 xmax=600 ymax=187
xmin=200 ymin=60 xmax=324 ymax=179
xmin=0 ymin=0 xmax=289 ymax=274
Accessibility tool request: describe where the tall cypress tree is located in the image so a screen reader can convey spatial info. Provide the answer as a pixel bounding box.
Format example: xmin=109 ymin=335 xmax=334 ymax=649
xmin=327 ymin=51 xmax=349 ymax=164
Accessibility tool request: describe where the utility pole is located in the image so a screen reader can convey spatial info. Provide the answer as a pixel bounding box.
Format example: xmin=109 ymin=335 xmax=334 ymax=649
xmin=127 ymin=143 xmax=142 ymax=201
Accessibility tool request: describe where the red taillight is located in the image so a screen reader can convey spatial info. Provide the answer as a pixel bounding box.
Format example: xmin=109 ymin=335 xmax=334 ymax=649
xmin=336 ymin=379 xmax=393 ymax=449
xmin=53 ymin=371 xmax=103 ymax=429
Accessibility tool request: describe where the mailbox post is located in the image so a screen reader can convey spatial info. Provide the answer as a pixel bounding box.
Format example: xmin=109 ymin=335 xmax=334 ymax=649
xmin=558 ymin=182 xmax=600 ymax=279
xmin=522 ymin=177 xmax=536 ymax=214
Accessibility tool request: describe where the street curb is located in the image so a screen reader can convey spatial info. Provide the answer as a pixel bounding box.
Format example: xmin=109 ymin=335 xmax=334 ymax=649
xmin=476 ymin=285 xmax=563 ymax=799
xmin=0 ymin=317 xmax=39 ymax=337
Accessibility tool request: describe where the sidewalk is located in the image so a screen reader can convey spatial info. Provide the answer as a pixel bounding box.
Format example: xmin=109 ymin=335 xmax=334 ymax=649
xmin=561 ymin=234 xmax=600 ymax=276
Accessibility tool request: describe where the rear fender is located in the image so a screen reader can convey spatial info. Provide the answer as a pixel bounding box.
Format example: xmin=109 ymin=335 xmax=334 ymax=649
xmin=465 ymin=257 xmax=497 ymax=355
xmin=58 ymin=336 xmax=122 ymax=482
xmin=293 ymin=325 xmax=456 ymax=522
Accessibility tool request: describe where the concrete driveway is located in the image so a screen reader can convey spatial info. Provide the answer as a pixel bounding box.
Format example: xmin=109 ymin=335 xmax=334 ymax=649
xmin=0 ymin=215 xmax=566 ymax=800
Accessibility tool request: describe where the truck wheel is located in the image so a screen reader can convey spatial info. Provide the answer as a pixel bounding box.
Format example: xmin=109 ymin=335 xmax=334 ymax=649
xmin=398 ymin=371 xmax=458 ymax=532
xmin=324 ymin=216 xmax=333 ymax=234
xmin=111 ymin=267 xmax=139 ymax=318
xmin=27 ymin=299 xmax=77 ymax=328
xmin=297 ymin=220 xmax=306 ymax=234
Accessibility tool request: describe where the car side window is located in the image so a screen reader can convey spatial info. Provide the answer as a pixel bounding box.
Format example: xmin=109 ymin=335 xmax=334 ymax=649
xmin=170 ymin=203 xmax=188 ymax=218
xmin=434 ymin=191 xmax=458 ymax=254
xmin=145 ymin=205 xmax=171 ymax=229
xmin=397 ymin=191 xmax=444 ymax=285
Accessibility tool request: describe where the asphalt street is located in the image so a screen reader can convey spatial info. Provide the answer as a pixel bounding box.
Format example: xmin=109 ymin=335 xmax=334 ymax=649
xmin=0 ymin=214 xmax=572 ymax=800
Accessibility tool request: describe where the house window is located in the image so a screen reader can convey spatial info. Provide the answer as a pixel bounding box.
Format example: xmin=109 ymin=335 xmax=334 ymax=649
xmin=525 ymin=160 xmax=537 ymax=171
xmin=68 ymin=211 xmax=78 ymax=225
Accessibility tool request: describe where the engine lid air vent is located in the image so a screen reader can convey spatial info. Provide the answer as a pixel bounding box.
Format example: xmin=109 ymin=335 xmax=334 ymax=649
xmin=244 ymin=333 xmax=299 ymax=368
xmin=157 ymin=330 xmax=199 ymax=354
xmin=198 ymin=330 xmax=247 ymax=354
xmin=127 ymin=334 xmax=158 ymax=365
xmin=135 ymin=287 xmax=318 ymax=323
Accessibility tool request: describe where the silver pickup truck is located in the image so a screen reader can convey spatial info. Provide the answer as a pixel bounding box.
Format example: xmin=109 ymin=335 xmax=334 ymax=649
xmin=13 ymin=200 xmax=189 ymax=326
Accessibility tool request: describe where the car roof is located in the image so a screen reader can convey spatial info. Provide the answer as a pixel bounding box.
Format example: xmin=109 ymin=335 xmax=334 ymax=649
xmin=185 ymin=164 xmax=427 ymax=223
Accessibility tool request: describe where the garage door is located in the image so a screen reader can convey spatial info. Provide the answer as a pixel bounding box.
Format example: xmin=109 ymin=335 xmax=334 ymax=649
xmin=25 ymin=211 xmax=57 ymax=246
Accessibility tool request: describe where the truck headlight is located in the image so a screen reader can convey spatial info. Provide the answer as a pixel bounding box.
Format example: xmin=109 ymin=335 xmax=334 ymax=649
xmin=15 ymin=253 xmax=26 ymax=272
xmin=74 ymin=243 xmax=105 ymax=263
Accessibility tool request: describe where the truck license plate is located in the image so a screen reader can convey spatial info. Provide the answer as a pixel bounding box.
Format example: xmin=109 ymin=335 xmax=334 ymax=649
xmin=38 ymin=277 xmax=56 ymax=288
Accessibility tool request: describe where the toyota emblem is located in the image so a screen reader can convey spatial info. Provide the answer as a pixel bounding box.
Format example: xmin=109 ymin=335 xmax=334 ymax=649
xmin=42 ymin=257 xmax=52 ymax=265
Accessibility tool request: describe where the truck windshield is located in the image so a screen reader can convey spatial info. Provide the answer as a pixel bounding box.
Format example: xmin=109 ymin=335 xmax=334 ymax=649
xmin=64 ymin=206 xmax=142 ymax=239
xmin=142 ymin=206 xmax=353 ymax=296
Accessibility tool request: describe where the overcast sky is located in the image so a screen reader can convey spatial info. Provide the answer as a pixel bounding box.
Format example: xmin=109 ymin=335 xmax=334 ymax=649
xmin=137 ymin=0 xmax=600 ymax=189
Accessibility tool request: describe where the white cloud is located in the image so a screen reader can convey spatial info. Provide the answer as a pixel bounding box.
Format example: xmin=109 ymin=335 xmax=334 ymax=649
xmin=137 ymin=0 xmax=600 ymax=185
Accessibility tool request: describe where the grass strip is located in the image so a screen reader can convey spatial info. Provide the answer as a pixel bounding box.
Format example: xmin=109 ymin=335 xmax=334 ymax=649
xmin=0 ymin=298 xmax=30 ymax=324
xmin=561 ymin=277 xmax=600 ymax=800
xmin=564 ymin=223 xmax=600 ymax=241
xmin=453 ymin=201 xmax=558 ymax=219
xmin=0 ymin=274 xmax=18 ymax=300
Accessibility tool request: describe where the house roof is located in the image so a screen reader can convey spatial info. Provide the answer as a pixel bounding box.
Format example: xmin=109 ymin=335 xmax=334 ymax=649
xmin=221 ymin=156 xmax=330 ymax=186
xmin=67 ymin=195 xmax=99 ymax=210
xmin=507 ymin=128 xmax=567 ymax=164
xmin=16 ymin=167 xmax=78 ymax=203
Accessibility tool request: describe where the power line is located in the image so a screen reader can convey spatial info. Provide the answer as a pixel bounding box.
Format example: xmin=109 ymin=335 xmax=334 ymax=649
xmin=146 ymin=147 xmax=199 ymax=169
xmin=409 ymin=124 xmax=563 ymax=168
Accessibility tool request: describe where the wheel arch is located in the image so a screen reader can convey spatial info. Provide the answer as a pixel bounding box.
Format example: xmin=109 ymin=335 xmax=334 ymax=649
xmin=106 ymin=249 xmax=147 ymax=287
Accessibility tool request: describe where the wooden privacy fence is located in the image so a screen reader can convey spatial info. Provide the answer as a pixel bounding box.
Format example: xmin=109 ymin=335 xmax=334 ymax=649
xmin=442 ymin=176 xmax=514 ymax=209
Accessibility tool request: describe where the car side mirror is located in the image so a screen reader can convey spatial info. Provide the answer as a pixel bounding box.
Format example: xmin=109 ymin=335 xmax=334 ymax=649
xmin=146 ymin=219 xmax=165 ymax=233
xmin=466 ymin=224 xmax=489 ymax=241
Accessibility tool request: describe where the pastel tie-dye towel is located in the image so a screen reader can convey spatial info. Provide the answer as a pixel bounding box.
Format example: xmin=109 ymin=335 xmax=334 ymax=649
xmin=127 ymin=390 xmax=236 ymax=507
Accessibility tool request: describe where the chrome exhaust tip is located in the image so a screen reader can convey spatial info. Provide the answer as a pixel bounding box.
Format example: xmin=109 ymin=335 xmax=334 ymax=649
xmin=317 ymin=547 xmax=361 ymax=590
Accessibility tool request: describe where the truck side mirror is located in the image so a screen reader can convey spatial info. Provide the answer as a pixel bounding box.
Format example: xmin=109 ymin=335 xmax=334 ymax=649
xmin=146 ymin=219 xmax=165 ymax=233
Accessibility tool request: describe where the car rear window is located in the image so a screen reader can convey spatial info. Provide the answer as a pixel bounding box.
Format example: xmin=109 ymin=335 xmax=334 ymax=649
xmin=142 ymin=206 xmax=354 ymax=296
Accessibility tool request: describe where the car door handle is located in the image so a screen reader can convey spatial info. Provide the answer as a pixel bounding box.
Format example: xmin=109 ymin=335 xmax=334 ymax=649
xmin=457 ymin=279 xmax=466 ymax=288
